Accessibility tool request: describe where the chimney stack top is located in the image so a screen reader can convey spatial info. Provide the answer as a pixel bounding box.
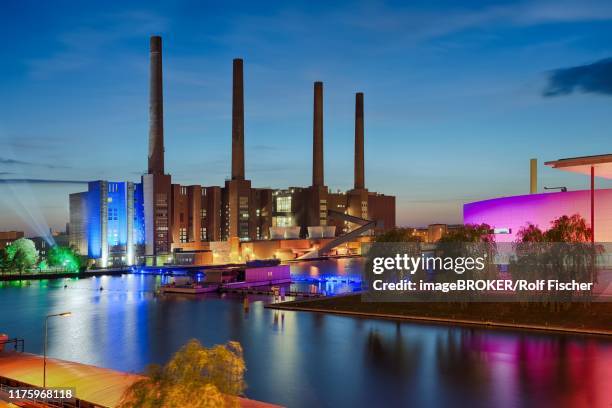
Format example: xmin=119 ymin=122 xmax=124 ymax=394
xmin=150 ymin=36 xmax=162 ymax=52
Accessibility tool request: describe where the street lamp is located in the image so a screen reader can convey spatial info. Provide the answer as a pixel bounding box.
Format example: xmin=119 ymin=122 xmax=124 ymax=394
xmin=43 ymin=312 xmax=71 ymax=388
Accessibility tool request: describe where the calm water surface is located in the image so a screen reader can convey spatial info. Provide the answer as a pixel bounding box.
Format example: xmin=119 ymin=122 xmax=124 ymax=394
xmin=1 ymin=258 xmax=611 ymax=407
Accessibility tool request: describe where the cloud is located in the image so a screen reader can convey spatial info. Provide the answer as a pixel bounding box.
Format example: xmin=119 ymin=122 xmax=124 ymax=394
xmin=0 ymin=156 xmax=70 ymax=169
xmin=0 ymin=158 xmax=30 ymax=166
xmin=0 ymin=179 xmax=87 ymax=184
xmin=542 ymin=57 xmax=612 ymax=96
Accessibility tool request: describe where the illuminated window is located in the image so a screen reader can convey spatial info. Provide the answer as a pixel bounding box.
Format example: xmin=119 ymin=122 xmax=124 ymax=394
xmin=273 ymin=216 xmax=293 ymax=227
xmin=361 ymin=200 xmax=368 ymax=219
xmin=179 ymin=228 xmax=187 ymax=243
xmin=276 ymin=196 xmax=291 ymax=213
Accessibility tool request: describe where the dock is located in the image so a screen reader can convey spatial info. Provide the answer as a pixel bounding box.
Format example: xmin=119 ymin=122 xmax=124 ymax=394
xmin=220 ymin=287 xmax=325 ymax=298
xmin=0 ymin=352 xmax=280 ymax=408
xmin=160 ymin=284 xmax=219 ymax=294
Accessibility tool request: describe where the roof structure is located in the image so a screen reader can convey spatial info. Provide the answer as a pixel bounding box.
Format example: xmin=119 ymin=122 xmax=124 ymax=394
xmin=545 ymin=154 xmax=612 ymax=179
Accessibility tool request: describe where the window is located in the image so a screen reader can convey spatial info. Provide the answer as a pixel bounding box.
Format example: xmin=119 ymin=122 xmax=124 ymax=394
xmin=273 ymin=216 xmax=293 ymax=227
xmin=108 ymin=208 xmax=118 ymax=221
xmin=181 ymin=186 xmax=187 ymax=195
xmin=320 ymin=199 xmax=327 ymax=220
xmin=276 ymin=196 xmax=291 ymax=213
xmin=179 ymin=228 xmax=187 ymax=243
xmin=361 ymin=200 xmax=368 ymax=219
xmin=155 ymin=193 xmax=168 ymax=206
xmin=200 ymin=227 xmax=207 ymax=241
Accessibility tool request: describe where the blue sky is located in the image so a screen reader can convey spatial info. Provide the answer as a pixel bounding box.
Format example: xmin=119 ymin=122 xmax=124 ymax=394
xmin=1 ymin=0 xmax=611 ymax=235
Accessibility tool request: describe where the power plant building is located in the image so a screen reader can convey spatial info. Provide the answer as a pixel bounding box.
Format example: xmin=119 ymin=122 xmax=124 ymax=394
xmin=69 ymin=36 xmax=396 ymax=266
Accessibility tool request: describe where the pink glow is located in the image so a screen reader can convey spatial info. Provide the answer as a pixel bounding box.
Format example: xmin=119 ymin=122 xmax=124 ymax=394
xmin=463 ymin=189 xmax=612 ymax=242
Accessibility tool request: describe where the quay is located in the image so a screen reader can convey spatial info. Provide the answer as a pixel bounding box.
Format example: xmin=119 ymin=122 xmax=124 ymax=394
xmin=0 ymin=268 xmax=127 ymax=282
xmin=0 ymin=352 xmax=281 ymax=408
xmin=220 ymin=287 xmax=325 ymax=298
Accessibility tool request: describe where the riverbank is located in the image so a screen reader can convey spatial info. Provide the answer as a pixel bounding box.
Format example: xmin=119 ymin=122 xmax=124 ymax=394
xmin=267 ymin=294 xmax=612 ymax=336
xmin=0 ymin=268 xmax=127 ymax=282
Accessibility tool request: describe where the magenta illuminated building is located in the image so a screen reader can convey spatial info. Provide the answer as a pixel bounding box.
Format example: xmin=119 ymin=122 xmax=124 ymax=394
xmin=464 ymin=189 xmax=612 ymax=242
xmin=464 ymin=154 xmax=612 ymax=242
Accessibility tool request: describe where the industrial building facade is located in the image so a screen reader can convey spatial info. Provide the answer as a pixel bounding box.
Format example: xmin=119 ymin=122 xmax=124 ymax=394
xmin=69 ymin=36 xmax=396 ymax=266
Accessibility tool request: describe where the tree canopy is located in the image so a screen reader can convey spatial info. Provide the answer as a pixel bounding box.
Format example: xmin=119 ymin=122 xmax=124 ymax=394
xmin=118 ymin=339 xmax=246 ymax=408
xmin=438 ymin=223 xmax=495 ymax=244
xmin=516 ymin=214 xmax=592 ymax=243
xmin=511 ymin=214 xmax=599 ymax=305
xmin=3 ymin=238 xmax=39 ymax=273
xmin=376 ymin=228 xmax=422 ymax=243
xmin=47 ymin=245 xmax=83 ymax=272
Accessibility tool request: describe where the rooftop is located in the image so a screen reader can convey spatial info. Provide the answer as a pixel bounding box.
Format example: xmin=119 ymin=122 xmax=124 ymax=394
xmin=544 ymin=153 xmax=612 ymax=179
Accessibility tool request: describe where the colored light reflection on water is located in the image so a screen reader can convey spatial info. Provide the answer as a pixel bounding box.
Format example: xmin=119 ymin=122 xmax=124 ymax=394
xmin=289 ymin=257 xmax=363 ymax=295
xmin=0 ymin=259 xmax=611 ymax=407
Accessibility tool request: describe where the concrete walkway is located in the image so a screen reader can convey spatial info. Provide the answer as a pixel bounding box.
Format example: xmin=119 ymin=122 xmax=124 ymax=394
xmin=0 ymin=352 xmax=280 ymax=407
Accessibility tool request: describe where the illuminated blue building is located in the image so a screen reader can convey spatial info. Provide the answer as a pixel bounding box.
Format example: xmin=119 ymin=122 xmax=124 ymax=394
xmin=69 ymin=180 xmax=145 ymax=267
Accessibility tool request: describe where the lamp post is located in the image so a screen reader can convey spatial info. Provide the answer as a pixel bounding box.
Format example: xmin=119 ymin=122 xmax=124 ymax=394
xmin=43 ymin=312 xmax=71 ymax=388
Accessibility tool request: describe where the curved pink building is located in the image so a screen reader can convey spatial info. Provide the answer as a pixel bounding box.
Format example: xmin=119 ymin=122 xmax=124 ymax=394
xmin=463 ymin=189 xmax=612 ymax=242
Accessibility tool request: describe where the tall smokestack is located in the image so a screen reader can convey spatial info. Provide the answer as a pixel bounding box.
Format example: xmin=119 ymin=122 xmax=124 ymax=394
xmin=148 ymin=36 xmax=164 ymax=175
xmin=530 ymin=158 xmax=537 ymax=194
xmin=354 ymin=92 xmax=365 ymax=190
xmin=313 ymin=81 xmax=324 ymax=187
xmin=232 ymin=58 xmax=245 ymax=180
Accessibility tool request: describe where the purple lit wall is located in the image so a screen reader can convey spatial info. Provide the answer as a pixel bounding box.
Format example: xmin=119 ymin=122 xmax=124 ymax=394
xmin=463 ymin=189 xmax=612 ymax=242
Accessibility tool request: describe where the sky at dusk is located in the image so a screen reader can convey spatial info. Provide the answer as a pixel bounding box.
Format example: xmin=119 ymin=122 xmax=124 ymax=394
xmin=1 ymin=0 xmax=611 ymax=236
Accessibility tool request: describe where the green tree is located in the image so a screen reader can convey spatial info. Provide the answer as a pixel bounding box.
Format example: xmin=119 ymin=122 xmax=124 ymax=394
xmin=118 ymin=339 xmax=246 ymax=408
xmin=5 ymin=238 xmax=39 ymax=274
xmin=0 ymin=247 xmax=7 ymax=272
xmin=47 ymin=245 xmax=83 ymax=272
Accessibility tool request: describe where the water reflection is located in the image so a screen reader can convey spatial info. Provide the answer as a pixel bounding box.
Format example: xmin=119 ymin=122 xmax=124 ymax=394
xmin=0 ymin=268 xmax=610 ymax=407
xmin=289 ymin=258 xmax=363 ymax=295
